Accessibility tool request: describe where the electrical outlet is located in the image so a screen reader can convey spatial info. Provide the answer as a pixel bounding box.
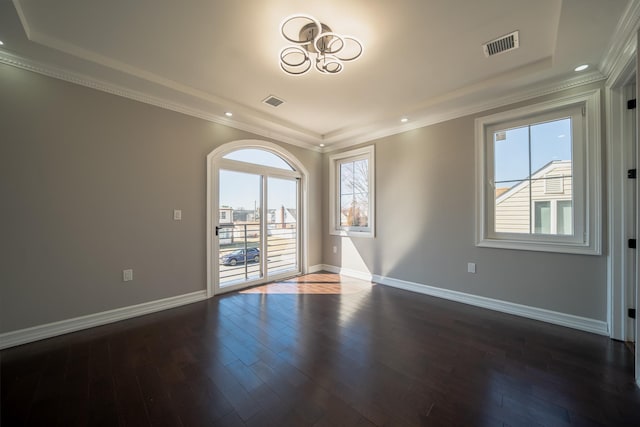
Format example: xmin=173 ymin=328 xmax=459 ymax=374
xmin=173 ymin=209 xmax=182 ymax=221
xmin=123 ymin=269 xmax=133 ymax=282
xmin=467 ymin=263 xmax=476 ymax=274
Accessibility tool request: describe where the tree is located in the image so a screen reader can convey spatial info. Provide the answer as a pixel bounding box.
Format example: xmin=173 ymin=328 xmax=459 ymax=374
xmin=340 ymin=159 xmax=369 ymax=227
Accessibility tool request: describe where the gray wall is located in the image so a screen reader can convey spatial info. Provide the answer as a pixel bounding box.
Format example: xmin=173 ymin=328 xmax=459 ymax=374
xmin=0 ymin=63 xmax=323 ymax=332
xmin=0 ymin=59 xmax=608 ymax=333
xmin=323 ymin=82 xmax=608 ymax=321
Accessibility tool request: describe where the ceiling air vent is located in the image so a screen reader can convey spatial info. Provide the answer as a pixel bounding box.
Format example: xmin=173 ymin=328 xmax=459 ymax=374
xmin=263 ymin=95 xmax=285 ymax=107
xmin=483 ymin=31 xmax=519 ymax=57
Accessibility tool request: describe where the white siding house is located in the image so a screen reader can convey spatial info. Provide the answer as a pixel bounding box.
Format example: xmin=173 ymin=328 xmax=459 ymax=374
xmin=495 ymin=160 xmax=572 ymax=235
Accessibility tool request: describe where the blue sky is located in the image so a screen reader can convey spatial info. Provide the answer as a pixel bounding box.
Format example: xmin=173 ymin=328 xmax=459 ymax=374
xmin=219 ymin=150 xmax=297 ymax=210
xmin=494 ymin=118 xmax=572 ymax=186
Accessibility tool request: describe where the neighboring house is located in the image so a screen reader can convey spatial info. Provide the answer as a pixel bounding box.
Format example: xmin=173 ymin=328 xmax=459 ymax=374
xmin=267 ymin=206 xmax=297 ymax=236
xmin=270 ymin=206 xmax=297 ymax=228
xmin=218 ymin=207 xmax=234 ymax=245
xmin=233 ymin=209 xmax=256 ymax=222
xmin=219 ymin=206 xmax=233 ymax=224
xmin=495 ymin=160 xmax=572 ymax=235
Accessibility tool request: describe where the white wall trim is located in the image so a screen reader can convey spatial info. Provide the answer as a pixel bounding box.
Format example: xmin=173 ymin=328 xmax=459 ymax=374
xmin=308 ymin=264 xmax=325 ymax=273
xmin=322 ymin=264 xmax=608 ymax=336
xmin=0 ymin=290 xmax=208 ymax=350
xmin=322 ymin=71 xmax=606 ymax=152
xmin=474 ymin=89 xmax=602 ymax=256
xmin=0 ymin=50 xmax=321 ymax=152
xmin=0 ymin=47 xmax=606 ymax=153
xmin=206 ymin=140 xmax=309 ymax=296
xmin=600 ymin=0 xmax=640 ymax=78
xmin=319 ymin=264 xmax=374 ymax=282
xmin=374 ymin=275 xmax=608 ymax=335
xmin=606 ymin=67 xmax=636 ymax=341
xmin=328 ymin=146 xmax=376 ymax=238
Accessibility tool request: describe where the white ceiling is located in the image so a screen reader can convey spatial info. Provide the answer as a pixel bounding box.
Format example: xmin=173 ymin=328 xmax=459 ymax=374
xmin=0 ymin=0 xmax=635 ymax=150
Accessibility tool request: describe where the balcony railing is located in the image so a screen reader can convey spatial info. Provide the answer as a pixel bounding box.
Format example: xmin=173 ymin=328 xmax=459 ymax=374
xmin=218 ymin=222 xmax=298 ymax=286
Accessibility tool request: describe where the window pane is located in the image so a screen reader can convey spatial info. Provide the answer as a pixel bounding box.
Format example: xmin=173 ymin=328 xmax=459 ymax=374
xmin=495 ymin=179 xmax=530 ymax=234
xmin=340 ymin=195 xmax=353 ymax=226
xmin=267 ymin=177 xmax=298 ymax=275
xmin=493 ymin=117 xmax=573 ymax=237
xmin=218 ymin=169 xmax=262 ymax=285
xmin=223 ymin=149 xmax=294 ymax=170
xmin=534 ymin=201 xmax=551 ymax=234
xmin=353 ymin=159 xmax=369 ymax=193
xmin=494 ymin=127 xmax=530 ymax=234
xmin=557 ymin=200 xmax=572 ymax=235
xmin=340 ymin=195 xmax=369 ymax=227
xmin=494 ymin=126 xmax=529 ymax=185
xmin=530 ymin=118 xmax=572 ymax=172
xmin=353 ymin=193 xmax=369 ymax=227
xmin=331 ymin=146 xmax=374 ymax=237
xmin=340 ymin=162 xmax=354 ymax=195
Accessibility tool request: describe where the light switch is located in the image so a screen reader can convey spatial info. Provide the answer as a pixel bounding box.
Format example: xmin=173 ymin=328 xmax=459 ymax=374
xmin=123 ymin=269 xmax=133 ymax=282
xmin=173 ymin=209 xmax=182 ymax=221
xmin=467 ymin=262 xmax=476 ymax=274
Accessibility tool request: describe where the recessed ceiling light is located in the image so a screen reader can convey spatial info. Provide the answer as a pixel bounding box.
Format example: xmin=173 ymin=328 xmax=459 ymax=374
xmin=319 ymin=143 xmax=325 ymax=147
xmin=574 ymin=64 xmax=589 ymax=72
xmin=401 ymin=117 xmax=409 ymax=123
xmin=0 ymin=40 xmax=4 ymax=46
xmin=224 ymin=111 xmax=233 ymax=117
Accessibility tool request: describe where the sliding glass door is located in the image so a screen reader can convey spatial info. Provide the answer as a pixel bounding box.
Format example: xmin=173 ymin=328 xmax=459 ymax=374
xmin=217 ymin=169 xmax=263 ymax=288
xmin=267 ymin=177 xmax=299 ymax=276
xmin=213 ymin=149 xmax=301 ymax=294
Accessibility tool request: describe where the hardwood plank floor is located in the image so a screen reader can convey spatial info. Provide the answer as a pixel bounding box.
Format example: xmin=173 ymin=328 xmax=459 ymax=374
xmin=2 ymin=273 xmax=639 ymax=426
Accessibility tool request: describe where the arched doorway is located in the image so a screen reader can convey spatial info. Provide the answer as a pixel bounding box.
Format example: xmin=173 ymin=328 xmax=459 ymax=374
xmin=206 ymin=140 xmax=308 ymax=295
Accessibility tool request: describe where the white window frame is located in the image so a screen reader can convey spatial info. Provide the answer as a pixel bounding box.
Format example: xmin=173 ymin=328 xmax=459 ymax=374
xmin=475 ymin=89 xmax=601 ymax=255
xmin=329 ymin=145 xmax=375 ymax=237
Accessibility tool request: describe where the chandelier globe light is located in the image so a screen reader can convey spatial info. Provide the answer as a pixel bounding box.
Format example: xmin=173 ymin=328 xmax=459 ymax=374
xmin=279 ymin=14 xmax=363 ymax=75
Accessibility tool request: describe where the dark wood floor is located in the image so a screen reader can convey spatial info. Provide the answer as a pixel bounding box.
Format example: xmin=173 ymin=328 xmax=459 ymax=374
xmin=2 ymin=273 xmax=639 ymax=426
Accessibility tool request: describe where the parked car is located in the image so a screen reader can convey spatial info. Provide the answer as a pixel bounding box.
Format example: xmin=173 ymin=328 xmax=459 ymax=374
xmin=220 ymin=248 xmax=260 ymax=266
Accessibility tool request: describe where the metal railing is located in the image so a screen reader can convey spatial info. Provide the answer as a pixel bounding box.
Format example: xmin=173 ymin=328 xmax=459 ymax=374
xmin=218 ymin=222 xmax=298 ymax=286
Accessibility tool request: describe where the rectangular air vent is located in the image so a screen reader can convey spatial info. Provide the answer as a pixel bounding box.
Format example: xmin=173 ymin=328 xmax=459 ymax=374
xmin=483 ymin=31 xmax=519 ymax=57
xmin=263 ymin=95 xmax=285 ymax=107
xmin=544 ymin=174 xmax=564 ymax=194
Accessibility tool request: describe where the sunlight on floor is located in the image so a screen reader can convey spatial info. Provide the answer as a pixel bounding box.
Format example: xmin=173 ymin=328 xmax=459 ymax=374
xmin=239 ymin=273 xmax=373 ymax=295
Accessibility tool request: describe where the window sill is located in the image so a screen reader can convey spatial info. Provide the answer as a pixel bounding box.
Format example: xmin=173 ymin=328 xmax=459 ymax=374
xmin=476 ymin=237 xmax=601 ymax=255
xmin=330 ymin=229 xmax=375 ymax=238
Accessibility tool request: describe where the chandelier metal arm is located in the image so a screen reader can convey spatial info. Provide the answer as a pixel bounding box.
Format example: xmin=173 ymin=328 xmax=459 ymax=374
xmin=279 ymin=14 xmax=363 ymax=75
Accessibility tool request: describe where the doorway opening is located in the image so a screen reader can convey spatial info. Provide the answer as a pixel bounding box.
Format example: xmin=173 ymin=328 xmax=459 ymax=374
xmin=206 ymin=140 xmax=308 ymax=295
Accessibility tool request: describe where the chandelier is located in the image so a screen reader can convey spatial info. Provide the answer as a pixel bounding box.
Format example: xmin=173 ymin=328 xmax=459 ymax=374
xmin=279 ymin=14 xmax=363 ymax=75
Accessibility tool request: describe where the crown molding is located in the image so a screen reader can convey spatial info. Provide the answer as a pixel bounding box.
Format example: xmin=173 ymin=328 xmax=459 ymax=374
xmin=601 ymin=0 xmax=640 ymax=78
xmin=0 ymin=49 xmax=323 ymax=152
xmin=0 ymin=44 xmax=612 ymax=155
xmin=4 ymin=0 xmax=637 ymax=153
xmin=323 ymin=70 xmax=606 ymax=152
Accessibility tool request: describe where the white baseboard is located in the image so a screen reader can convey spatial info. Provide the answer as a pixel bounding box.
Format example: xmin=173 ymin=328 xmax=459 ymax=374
xmin=0 ymin=290 xmax=208 ymax=350
xmin=321 ymin=264 xmax=608 ymax=336
xmin=319 ymin=264 xmax=374 ymax=281
xmin=308 ymin=264 xmax=325 ymax=273
xmin=1 ymin=269 xmax=610 ymax=349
